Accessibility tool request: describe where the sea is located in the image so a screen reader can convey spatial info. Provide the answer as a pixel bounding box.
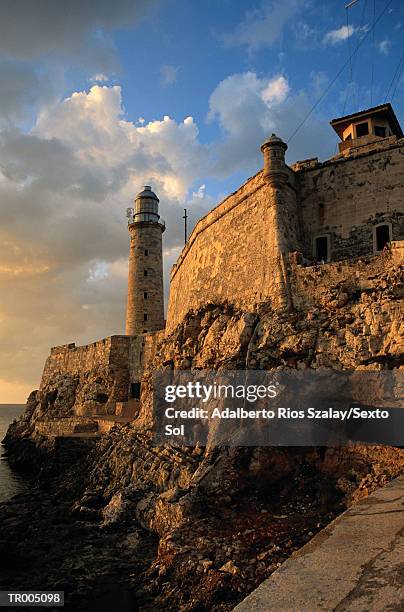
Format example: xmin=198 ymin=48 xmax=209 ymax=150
xmin=0 ymin=404 xmax=27 ymax=502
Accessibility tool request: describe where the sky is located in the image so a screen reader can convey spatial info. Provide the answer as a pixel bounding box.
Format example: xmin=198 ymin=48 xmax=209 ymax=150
xmin=0 ymin=0 xmax=403 ymax=403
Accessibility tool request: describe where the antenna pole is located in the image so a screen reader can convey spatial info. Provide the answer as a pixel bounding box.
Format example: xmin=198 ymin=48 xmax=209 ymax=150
xmin=183 ymin=208 xmax=188 ymax=244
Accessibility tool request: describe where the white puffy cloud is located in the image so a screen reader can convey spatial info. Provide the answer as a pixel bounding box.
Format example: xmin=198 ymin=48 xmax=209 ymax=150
xmin=34 ymin=85 xmax=208 ymax=201
xmin=208 ymin=73 xmax=289 ymax=132
xmin=208 ymin=71 xmax=334 ymax=177
xmin=323 ymin=25 xmax=353 ymax=45
xmin=221 ymin=0 xmax=306 ymax=52
xmin=323 ymin=24 xmax=368 ymax=45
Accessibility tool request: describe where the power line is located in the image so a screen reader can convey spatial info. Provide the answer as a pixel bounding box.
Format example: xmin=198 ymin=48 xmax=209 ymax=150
xmin=391 ymin=57 xmax=404 ymax=101
xmin=370 ymin=0 xmax=376 ymax=105
xmin=347 ymin=8 xmax=353 ymax=85
xmin=342 ymin=7 xmax=353 ymax=116
xmin=354 ymin=0 xmax=369 ymax=107
xmin=342 ymin=0 xmax=368 ymax=115
xmin=385 ymin=51 xmax=404 ymax=101
xmin=287 ymin=0 xmax=393 ymax=144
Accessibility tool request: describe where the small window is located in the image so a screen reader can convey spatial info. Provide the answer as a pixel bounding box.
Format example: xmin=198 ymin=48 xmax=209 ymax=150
xmin=144 ymin=249 xmax=149 ymax=256
xmin=315 ymin=236 xmax=329 ymax=262
xmin=375 ymin=224 xmax=391 ymax=251
xmin=130 ymin=382 xmax=141 ymax=399
xmin=144 ymin=292 xmax=148 ymax=299
xmin=144 ymin=313 xmax=148 ymax=321
xmin=374 ymin=125 xmax=386 ymax=138
xmin=144 ymin=270 xmax=148 ymax=277
xmin=356 ymin=122 xmax=369 ymax=137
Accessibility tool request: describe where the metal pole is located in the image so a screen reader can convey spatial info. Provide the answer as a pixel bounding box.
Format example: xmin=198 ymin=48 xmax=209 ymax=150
xmin=183 ymin=208 xmax=188 ymax=244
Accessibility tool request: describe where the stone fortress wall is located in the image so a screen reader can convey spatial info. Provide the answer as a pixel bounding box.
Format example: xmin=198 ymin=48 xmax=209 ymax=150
xmin=166 ymin=134 xmax=404 ymax=332
xmin=40 ymin=336 xmax=135 ymax=417
xmin=296 ymin=137 xmax=404 ymax=260
xmin=167 ymin=171 xmax=286 ymax=333
xmin=37 ymin=330 xmax=163 ymax=427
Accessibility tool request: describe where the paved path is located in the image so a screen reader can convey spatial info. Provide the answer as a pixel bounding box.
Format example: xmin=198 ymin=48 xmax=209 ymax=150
xmin=234 ymin=475 xmax=404 ymax=611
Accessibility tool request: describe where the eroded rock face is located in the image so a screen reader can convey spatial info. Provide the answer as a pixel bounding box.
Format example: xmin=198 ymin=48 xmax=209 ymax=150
xmin=39 ymin=374 xmax=78 ymax=417
xmin=150 ymin=265 xmax=403 ymax=374
xmin=2 ymin=260 xmax=403 ymax=611
xmin=74 ymin=369 xmax=116 ymax=416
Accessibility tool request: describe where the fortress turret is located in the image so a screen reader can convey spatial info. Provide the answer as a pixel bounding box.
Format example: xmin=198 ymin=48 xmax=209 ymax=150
xmin=125 ymin=186 xmax=165 ymax=335
xmin=261 ymin=133 xmax=288 ymax=186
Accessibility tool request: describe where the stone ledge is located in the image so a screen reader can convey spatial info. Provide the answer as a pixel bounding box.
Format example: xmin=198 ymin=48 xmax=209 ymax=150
xmin=233 ymin=475 xmax=404 ymax=612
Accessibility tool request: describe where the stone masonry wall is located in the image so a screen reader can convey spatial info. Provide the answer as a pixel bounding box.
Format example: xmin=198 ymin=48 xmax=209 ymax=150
xmin=39 ymin=336 xmax=133 ymax=417
xmin=166 ymin=137 xmax=403 ymax=333
xmin=36 ymin=330 xmax=165 ymax=426
xmin=297 ymin=138 xmax=404 ymax=260
xmin=126 ymin=222 xmax=165 ymax=335
xmin=166 ymin=171 xmax=292 ymax=332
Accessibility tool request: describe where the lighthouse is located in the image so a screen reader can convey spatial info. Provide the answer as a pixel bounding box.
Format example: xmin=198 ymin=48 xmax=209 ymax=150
xmin=125 ymin=186 xmax=165 ymax=335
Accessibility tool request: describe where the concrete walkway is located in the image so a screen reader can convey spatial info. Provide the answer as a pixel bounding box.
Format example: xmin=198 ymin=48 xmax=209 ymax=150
xmin=234 ymin=475 xmax=404 ymax=612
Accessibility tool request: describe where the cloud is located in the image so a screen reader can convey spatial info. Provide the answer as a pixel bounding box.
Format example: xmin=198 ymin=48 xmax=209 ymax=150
xmin=0 ymin=84 xmax=211 ymax=397
xmin=192 ymin=184 xmax=206 ymax=199
xmin=323 ymin=24 xmax=368 ymax=45
xmin=0 ymin=1 xmax=161 ymax=131
xmin=220 ymin=0 xmax=306 ymax=52
xmin=0 ymin=0 xmax=159 ymax=72
xmin=91 ymin=73 xmax=110 ymax=83
xmin=378 ymin=40 xmax=390 ymax=55
xmin=207 ymin=71 xmax=334 ymax=177
xmin=293 ymin=21 xmax=319 ymax=45
xmin=160 ymin=65 xmax=180 ymax=87
xmin=323 ymin=25 xmax=353 ymax=44
xmin=0 ymin=59 xmax=59 ymax=127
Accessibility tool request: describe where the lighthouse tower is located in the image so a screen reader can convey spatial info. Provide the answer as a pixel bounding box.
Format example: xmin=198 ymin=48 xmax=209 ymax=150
xmin=125 ymin=186 xmax=165 ymax=335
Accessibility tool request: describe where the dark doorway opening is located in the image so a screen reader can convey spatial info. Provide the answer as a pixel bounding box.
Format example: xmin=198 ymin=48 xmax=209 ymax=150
xmin=315 ymin=236 xmax=328 ymax=261
xmin=375 ymin=224 xmax=390 ymax=251
xmin=130 ymin=382 xmax=141 ymax=399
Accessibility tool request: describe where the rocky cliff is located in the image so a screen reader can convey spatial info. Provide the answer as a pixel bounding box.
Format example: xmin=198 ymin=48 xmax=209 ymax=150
xmin=2 ymin=255 xmax=404 ymax=611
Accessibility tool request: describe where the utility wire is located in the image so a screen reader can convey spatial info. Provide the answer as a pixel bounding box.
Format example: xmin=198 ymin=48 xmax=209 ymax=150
xmin=391 ymin=57 xmax=404 ymax=101
xmin=370 ymin=0 xmax=376 ymax=105
xmin=287 ymin=0 xmax=393 ymax=144
xmin=342 ymin=5 xmax=353 ymax=115
xmin=342 ymin=0 xmax=368 ymax=115
xmin=353 ymin=0 xmax=368 ymax=107
xmin=385 ymin=51 xmax=404 ymax=101
xmin=342 ymin=7 xmax=352 ymax=116
xmin=347 ymin=8 xmax=353 ymax=81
